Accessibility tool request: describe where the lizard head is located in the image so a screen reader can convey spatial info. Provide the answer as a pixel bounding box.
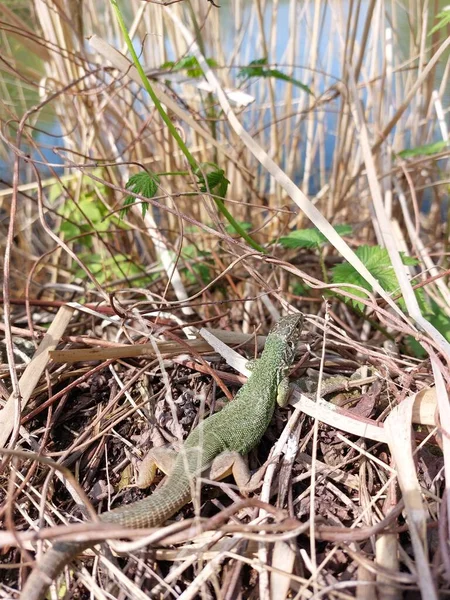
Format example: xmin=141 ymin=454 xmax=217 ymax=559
xmin=270 ymin=313 xmax=303 ymax=364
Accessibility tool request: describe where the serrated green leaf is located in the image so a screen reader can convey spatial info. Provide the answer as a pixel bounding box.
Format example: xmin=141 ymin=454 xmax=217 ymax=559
xmin=120 ymin=196 xmax=135 ymax=219
xmin=126 ymin=171 xmax=159 ymax=196
xmin=331 ymin=262 xmax=371 ymax=312
xmin=432 ymin=304 xmax=450 ymax=339
xmin=333 ymin=224 xmax=353 ymax=236
xmin=397 ymin=140 xmax=448 ymax=159
xmin=121 ymin=170 xmax=159 ymax=218
xmin=429 ymin=7 xmax=450 ymax=35
xmin=280 ymin=229 xmax=326 ymax=248
xmin=410 ymin=283 xmax=429 ymax=315
xmin=401 ymin=255 xmax=419 ymax=266
xmin=237 ymin=57 xmax=313 ymax=95
xmin=239 ymin=58 xmax=268 ymax=74
xmin=196 ymin=162 xmax=230 ymax=197
xmin=279 ymin=225 xmax=353 ymax=249
xmin=205 ymin=169 xmax=226 ymax=188
xmin=406 ymin=300 xmax=450 ymax=357
xmin=332 ymin=245 xmax=420 ymax=312
xmin=406 ymin=335 xmax=426 ymax=358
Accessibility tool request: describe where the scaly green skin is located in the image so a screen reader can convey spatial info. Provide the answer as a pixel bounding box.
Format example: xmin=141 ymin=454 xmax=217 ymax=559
xmin=21 ymin=314 xmax=303 ymax=600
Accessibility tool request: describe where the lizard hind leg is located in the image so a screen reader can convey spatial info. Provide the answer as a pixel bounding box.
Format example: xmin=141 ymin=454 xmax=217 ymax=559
xmin=209 ymin=451 xmax=265 ymax=495
xmin=136 ymin=447 xmax=178 ymax=489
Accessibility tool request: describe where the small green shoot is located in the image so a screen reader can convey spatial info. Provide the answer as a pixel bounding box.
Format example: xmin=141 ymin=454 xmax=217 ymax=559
xmin=195 ymin=162 xmax=230 ymax=198
xmin=238 ymin=58 xmax=313 ymax=95
xmin=397 ymin=140 xmax=448 ymax=159
xmin=429 ymin=6 xmax=450 ymax=35
xmin=160 ymin=56 xmax=218 ymax=79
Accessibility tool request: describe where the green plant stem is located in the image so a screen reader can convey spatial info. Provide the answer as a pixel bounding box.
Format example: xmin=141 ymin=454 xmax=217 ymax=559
xmin=110 ymin=0 xmax=265 ymax=254
xmin=186 ymin=0 xmax=218 ymax=154
xmin=111 ymin=0 xmax=197 ymax=171
xmin=158 ymin=171 xmax=191 ymax=177
xmin=318 ymin=246 xmax=328 ymax=283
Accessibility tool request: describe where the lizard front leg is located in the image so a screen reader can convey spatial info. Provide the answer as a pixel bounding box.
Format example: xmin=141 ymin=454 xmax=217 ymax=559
xmin=277 ymin=375 xmax=291 ymax=407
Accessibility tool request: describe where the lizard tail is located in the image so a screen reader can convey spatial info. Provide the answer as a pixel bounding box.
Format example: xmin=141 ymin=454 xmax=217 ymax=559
xmin=21 ymin=539 xmax=92 ymax=600
xmin=20 ymin=479 xmax=191 ymax=600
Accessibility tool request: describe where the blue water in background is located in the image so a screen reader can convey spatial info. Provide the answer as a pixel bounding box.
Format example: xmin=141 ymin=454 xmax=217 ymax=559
xmin=2 ymin=0 xmax=448 ymax=207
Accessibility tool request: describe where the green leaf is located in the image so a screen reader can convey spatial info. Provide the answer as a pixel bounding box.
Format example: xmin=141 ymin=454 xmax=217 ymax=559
xmin=397 ymin=140 xmax=448 ymax=159
xmin=181 ymin=244 xmax=197 ymax=259
xmin=292 ymin=282 xmax=311 ymax=297
xmin=410 ymin=280 xmax=430 ymax=316
xmin=160 ymin=60 xmax=176 ymax=70
xmin=60 ymin=220 xmax=82 ymax=240
xmin=237 ymin=58 xmax=313 ymax=95
xmin=238 ymin=58 xmax=267 ymax=74
xmin=159 ymin=56 xmax=218 ymax=79
xmin=181 ymin=244 xmax=213 ymax=285
xmin=280 ymin=229 xmax=325 ymax=248
xmin=196 ymin=162 xmax=230 ymax=198
xmin=330 ymin=262 xmax=371 ymax=311
xmin=331 ymin=245 xmax=419 ymax=312
xmin=406 ymin=300 xmax=450 ymax=357
xmin=225 ymin=221 xmax=252 ymax=234
xmin=60 ymin=221 xmax=93 ymax=248
xmin=279 ymin=225 xmax=353 ymax=249
xmin=79 ymin=197 xmax=104 ymax=223
xmin=75 ymin=252 xmax=146 ymax=285
xmin=121 ymin=171 xmax=160 ymax=218
xmin=187 ymin=263 xmax=212 ymax=284
xmin=429 ymin=7 xmax=450 ymax=35
xmin=430 ymin=303 xmax=450 ymax=340
xmin=48 ymin=183 xmax=63 ymax=204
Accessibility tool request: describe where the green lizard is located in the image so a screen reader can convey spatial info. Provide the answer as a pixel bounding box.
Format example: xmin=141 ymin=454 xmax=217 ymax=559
xmin=21 ymin=313 xmax=303 ymax=600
